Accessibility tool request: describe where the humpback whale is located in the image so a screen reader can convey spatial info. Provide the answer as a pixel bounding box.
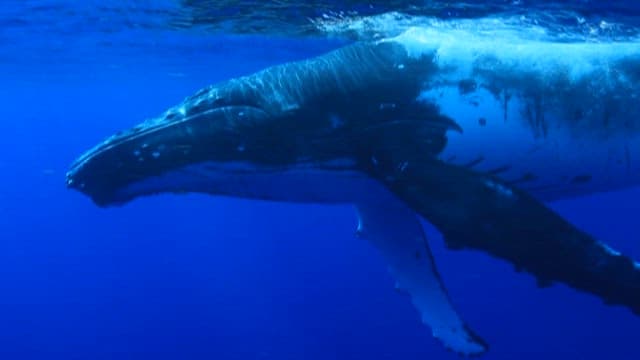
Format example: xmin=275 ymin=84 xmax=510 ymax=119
xmin=66 ymin=28 xmax=640 ymax=356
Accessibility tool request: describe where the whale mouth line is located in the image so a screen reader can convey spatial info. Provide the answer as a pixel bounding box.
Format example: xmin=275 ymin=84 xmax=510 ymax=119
xmin=106 ymin=158 xmax=364 ymax=207
xmin=65 ymin=104 xmax=269 ymax=187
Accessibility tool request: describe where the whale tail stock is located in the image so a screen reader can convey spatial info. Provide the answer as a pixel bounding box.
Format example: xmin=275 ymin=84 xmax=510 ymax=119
xmin=370 ymin=158 xmax=640 ymax=316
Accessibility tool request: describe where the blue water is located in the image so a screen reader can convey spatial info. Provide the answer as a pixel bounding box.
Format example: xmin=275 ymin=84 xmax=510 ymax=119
xmin=2 ymin=1 xmax=640 ymax=359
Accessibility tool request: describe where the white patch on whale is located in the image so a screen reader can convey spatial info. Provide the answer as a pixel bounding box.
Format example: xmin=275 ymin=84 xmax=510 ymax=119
xmin=420 ymin=83 xmax=640 ymax=200
xmin=389 ymin=24 xmax=640 ymax=201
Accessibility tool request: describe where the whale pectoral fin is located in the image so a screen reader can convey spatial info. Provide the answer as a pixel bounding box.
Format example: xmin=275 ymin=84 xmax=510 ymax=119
xmin=377 ymin=160 xmax=640 ymax=316
xmin=355 ymin=200 xmax=488 ymax=356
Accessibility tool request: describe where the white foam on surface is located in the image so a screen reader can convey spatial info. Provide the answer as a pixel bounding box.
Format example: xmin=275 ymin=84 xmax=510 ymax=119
xmin=384 ymin=26 xmax=640 ymax=82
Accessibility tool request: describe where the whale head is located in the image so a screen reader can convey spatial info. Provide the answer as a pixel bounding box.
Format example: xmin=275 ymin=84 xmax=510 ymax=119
xmin=66 ymin=77 xmax=343 ymax=206
xmin=66 ymin=42 xmax=437 ymax=207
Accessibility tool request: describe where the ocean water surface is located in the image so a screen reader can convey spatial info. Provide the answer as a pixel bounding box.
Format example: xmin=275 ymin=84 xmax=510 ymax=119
xmin=1 ymin=1 xmax=640 ymax=359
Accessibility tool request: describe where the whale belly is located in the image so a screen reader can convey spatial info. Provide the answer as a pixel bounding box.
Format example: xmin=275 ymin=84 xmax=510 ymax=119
xmin=423 ymin=86 xmax=640 ymax=200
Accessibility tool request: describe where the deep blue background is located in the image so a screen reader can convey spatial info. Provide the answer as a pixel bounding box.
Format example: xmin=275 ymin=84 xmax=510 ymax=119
xmin=1 ymin=10 xmax=640 ymax=360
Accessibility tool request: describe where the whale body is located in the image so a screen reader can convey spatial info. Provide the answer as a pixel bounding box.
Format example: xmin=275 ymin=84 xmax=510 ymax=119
xmin=66 ymin=28 xmax=640 ymax=356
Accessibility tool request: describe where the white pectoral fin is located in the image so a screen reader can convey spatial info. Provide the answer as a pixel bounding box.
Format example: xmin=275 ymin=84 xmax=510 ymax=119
xmin=356 ymin=200 xmax=488 ymax=356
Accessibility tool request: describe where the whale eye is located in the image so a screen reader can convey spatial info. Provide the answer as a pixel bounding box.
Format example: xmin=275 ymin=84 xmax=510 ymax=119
xmin=212 ymin=97 xmax=226 ymax=106
xmin=165 ymin=112 xmax=179 ymax=121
